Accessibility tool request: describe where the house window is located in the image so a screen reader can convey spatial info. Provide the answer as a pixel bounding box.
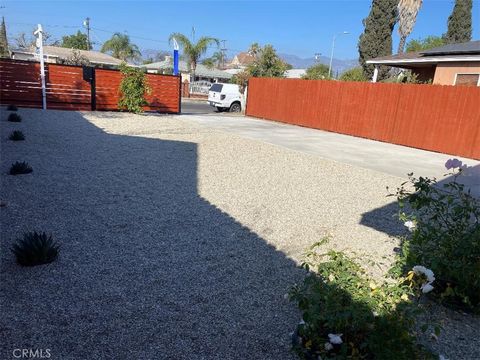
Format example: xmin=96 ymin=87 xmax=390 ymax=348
xmin=454 ymin=73 xmax=480 ymax=86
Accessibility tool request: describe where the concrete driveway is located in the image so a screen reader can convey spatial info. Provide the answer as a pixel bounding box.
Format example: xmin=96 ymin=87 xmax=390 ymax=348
xmin=185 ymin=113 xmax=480 ymax=186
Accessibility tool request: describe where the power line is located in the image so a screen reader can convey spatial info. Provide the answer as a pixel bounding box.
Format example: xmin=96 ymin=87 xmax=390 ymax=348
xmin=91 ymin=26 xmax=170 ymax=44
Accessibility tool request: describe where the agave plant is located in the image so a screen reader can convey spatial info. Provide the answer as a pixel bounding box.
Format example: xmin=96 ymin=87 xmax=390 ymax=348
xmin=11 ymin=232 xmax=59 ymax=266
xmin=7 ymin=104 xmax=18 ymax=111
xmin=9 ymin=130 xmax=25 ymax=141
xmin=8 ymin=113 xmax=22 ymax=122
xmin=9 ymin=161 xmax=33 ymax=175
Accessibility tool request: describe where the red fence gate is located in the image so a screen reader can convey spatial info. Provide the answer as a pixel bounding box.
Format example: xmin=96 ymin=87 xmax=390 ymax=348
xmin=246 ymin=77 xmax=480 ymax=160
xmin=0 ymin=59 xmax=181 ymax=113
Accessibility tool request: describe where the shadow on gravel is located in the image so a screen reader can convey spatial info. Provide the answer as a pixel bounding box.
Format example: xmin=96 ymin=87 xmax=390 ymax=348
xmin=360 ymin=166 xmax=480 ymax=238
xmin=0 ymin=109 xmax=302 ymax=360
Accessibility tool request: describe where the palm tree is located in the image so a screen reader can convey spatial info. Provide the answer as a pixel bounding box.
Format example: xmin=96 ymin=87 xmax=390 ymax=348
xmin=211 ymin=51 xmax=225 ymax=68
xmin=101 ymin=33 xmax=141 ymax=61
xmin=201 ymin=57 xmax=215 ymax=69
xmin=397 ymin=0 xmax=423 ymax=54
xmin=169 ymin=33 xmax=219 ymax=81
xmin=248 ymin=42 xmax=261 ymax=58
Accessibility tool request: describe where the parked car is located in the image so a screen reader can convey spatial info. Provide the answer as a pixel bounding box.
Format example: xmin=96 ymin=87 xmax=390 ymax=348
xmin=208 ymin=83 xmax=242 ymax=112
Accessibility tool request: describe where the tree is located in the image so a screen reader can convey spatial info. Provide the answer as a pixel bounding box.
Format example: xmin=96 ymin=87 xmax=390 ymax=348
xmin=397 ymin=0 xmax=423 ymax=53
xmin=169 ymin=32 xmax=219 ymax=81
xmin=13 ymin=29 xmax=57 ymax=50
xmin=405 ymin=36 xmax=445 ymax=52
xmin=0 ymin=17 xmax=8 ymax=57
xmin=248 ymin=42 xmax=261 ymax=58
xmin=211 ymin=51 xmax=225 ymax=68
xmin=302 ymin=63 xmax=330 ymax=80
xmin=61 ymin=31 xmax=89 ymax=50
xmin=57 ymin=49 xmax=90 ymax=66
xmin=444 ymin=0 xmax=472 ymax=44
xmin=101 ymin=33 xmax=141 ymax=61
xmin=247 ymin=44 xmax=288 ymax=78
xmin=201 ymin=57 xmax=215 ymax=69
xmin=358 ymin=0 xmax=398 ymax=80
xmin=339 ymin=67 xmax=368 ymax=82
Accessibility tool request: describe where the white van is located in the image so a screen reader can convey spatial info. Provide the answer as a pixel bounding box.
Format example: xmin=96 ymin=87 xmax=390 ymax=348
xmin=208 ymin=83 xmax=242 ymax=112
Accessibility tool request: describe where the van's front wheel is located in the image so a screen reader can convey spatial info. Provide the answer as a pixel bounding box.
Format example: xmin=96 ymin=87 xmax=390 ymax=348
xmin=229 ymin=102 xmax=241 ymax=113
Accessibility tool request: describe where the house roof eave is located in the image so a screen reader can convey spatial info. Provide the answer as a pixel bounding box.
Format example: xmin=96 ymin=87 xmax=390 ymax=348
xmin=366 ymin=55 xmax=480 ymax=66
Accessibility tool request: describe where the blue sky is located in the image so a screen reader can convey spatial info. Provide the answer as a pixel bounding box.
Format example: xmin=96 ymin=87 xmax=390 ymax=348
xmin=2 ymin=0 xmax=479 ymax=60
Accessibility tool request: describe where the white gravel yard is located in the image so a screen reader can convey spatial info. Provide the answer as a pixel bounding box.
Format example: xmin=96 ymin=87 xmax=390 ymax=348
xmin=0 ymin=108 xmax=477 ymax=359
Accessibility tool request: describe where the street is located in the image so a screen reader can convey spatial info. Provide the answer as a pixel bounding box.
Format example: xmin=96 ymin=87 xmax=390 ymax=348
xmin=181 ymin=99 xmax=217 ymax=114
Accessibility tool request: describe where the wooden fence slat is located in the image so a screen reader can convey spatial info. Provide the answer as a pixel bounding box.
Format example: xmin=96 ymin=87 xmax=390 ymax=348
xmin=246 ymin=77 xmax=480 ymax=159
xmin=1 ymin=59 xmax=181 ymax=113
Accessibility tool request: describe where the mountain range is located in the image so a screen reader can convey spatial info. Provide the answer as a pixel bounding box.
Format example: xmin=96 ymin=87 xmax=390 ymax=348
xmin=278 ymin=53 xmax=358 ymax=74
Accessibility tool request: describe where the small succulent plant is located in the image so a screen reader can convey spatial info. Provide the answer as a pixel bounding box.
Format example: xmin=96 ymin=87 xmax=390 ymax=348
xmin=11 ymin=232 xmax=59 ymax=266
xmin=9 ymin=130 xmax=25 ymax=141
xmin=7 ymin=104 xmax=18 ymax=111
xmin=9 ymin=161 xmax=33 ymax=175
xmin=8 ymin=113 xmax=22 ymax=122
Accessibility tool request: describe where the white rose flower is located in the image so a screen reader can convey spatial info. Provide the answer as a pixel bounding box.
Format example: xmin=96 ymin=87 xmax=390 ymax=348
xmin=421 ymin=283 xmax=434 ymax=294
xmin=328 ymin=333 xmax=343 ymax=345
xmin=412 ymin=265 xmax=435 ymax=283
xmin=404 ymin=220 xmax=416 ymax=232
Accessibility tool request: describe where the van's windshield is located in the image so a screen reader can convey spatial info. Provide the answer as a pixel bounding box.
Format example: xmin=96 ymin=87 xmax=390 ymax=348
xmin=210 ymin=84 xmax=223 ymax=92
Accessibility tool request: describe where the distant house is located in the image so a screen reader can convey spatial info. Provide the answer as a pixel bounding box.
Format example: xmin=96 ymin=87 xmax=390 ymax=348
xmin=367 ymin=40 xmax=480 ymax=85
xmin=10 ymin=46 xmax=123 ymax=67
xmin=142 ymin=57 xmax=232 ymax=83
xmin=285 ymin=69 xmax=306 ymax=78
xmin=227 ymin=52 xmax=255 ymax=69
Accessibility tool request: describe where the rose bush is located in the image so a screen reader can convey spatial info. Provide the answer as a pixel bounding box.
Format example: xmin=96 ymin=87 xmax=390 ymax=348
xmin=392 ymin=159 xmax=480 ymax=311
xmin=289 ymin=240 xmax=437 ymax=359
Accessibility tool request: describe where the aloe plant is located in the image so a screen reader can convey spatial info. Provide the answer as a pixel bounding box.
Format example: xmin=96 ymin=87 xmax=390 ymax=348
xmin=9 ymin=161 xmax=32 ymax=175
xmin=8 ymin=113 xmax=22 ymax=122
xmin=11 ymin=232 xmax=59 ymax=266
xmin=9 ymin=130 xmax=25 ymax=141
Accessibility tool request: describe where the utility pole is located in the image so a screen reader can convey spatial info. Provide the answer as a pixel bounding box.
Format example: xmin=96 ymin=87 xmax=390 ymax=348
xmin=220 ymin=39 xmax=227 ymax=69
xmin=328 ymin=31 xmax=349 ymax=78
xmin=83 ymin=17 xmax=91 ymax=50
xmin=34 ymin=24 xmax=46 ymax=110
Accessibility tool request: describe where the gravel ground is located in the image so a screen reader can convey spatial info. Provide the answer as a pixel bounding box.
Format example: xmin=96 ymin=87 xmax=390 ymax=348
xmin=1 ymin=108 xmax=478 ymax=359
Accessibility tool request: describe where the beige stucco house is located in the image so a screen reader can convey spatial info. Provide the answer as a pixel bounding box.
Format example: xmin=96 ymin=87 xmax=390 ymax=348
xmin=367 ymin=40 xmax=480 ymax=86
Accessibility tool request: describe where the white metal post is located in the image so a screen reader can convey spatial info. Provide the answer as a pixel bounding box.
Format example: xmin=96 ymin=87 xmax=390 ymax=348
xmin=372 ymin=66 xmax=379 ymax=83
xmin=34 ymin=24 xmax=46 ymax=110
xmin=328 ymin=36 xmax=336 ymax=78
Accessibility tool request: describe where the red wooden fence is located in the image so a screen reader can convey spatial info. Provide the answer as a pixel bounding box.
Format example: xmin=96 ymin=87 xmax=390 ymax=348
xmin=0 ymin=59 xmax=181 ymax=113
xmin=246 ymin=77 xmax=480 ymax=159
xmin=95 ymin=68 xmax=181 ymax=112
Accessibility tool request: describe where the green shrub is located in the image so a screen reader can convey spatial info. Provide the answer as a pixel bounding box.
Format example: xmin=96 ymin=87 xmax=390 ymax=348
xmin=9 ymin=130 xmax=25 ymax=141
xmin=9 ymin=161 xmax=32 ymax=175
xmin=289 ymin=240 xmax=436 ymax=359
xmin=8 ymin=113 xmax=22 ymax=122
xmin=392 ymin=159 xmax=480 ymax=311
xmin=7 ymin=104 xmax=18 ymax=111
xmin=11 ymin=232 xmax=59 ymax=266
xmin=118 ymin=62 xmax=150 ymax=113
xmin=339 ymin=67 xmax=368 ymax=82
